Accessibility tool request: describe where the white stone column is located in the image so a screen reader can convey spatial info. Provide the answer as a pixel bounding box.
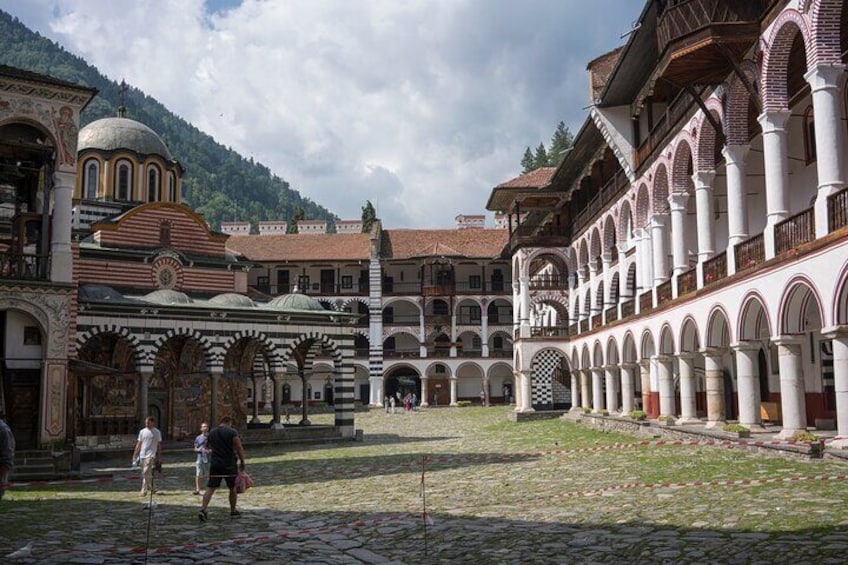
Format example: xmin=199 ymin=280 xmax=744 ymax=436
xmin=519 ymin=276 xmax=531 ymax=338
xmin=692 ymin=170 xmax=716 ymax=264
xmin=369 ymin=375 xmax=384 ymax=407
xmin=512 ymin=371 xmax=522 ymax=412
xmin=650 ymin=214 xmax=670 ymax=285
xmin=703 ymin=349 xmax=726 ymax=428
xmin=570 ymin=370 xmax=581 ymax=412
xmin=581 ymin=369 xmax=591 ymax=411
xmin=634 ymin=228 xmax=654 ymax=292
xmin=676 ymin=353 xmax=699 ymax=424
xmin=620 ymin=363 xmax=636 ymax=414
xmin=668 ymin=193 xmax=690 ymax=277
xmin=51 ymin=171 xmax=75 ymax=283
xmin=806 ymin=65 xmax=847 ymax=237
xmin=604 ymin=365 xmax=619 ymax=413
xmin=137 ymin=369 xmax=152 ymax=427
xmin=481 ymin=314 xmax=489 ymax=357
xmin=449 ymin=377 xmax=458 ymax=407
xmin=420 ymin=376 xmax=430 ymax=408
xmin=519 ymin=370 xmax=534 ymax=413
xmin=829 ymin=333 xmax=848 ymax=442
xmin=722 ymin=144 xmax=751 ymax=247
xmin=639 ymin=358 xmax=652 ymax=416
xmin=655 ymin=355 xmax=675 ymax=418
xmin=733 ymin=342 xmax=763 ymax=429
xmin=591 ymin=368 xmax=604 ymax=412
xmin=758 ymin=110 xmax=791 ymax=259
xmin=774 ymin=337 xmax=807 ymax=439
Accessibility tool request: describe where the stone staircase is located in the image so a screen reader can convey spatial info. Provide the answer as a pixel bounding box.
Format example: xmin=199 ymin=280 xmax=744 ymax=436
xmin=13 ymin=449 xmax=73 ymax=481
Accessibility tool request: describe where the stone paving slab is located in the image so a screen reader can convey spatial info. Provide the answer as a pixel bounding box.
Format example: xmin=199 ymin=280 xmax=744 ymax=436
xmin=1 ymin=407 xmax=847 ymax=563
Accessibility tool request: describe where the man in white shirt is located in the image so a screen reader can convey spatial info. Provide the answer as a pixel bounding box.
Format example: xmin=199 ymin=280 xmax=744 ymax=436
xmin=132 ymin=416 xmax=162 ymax=496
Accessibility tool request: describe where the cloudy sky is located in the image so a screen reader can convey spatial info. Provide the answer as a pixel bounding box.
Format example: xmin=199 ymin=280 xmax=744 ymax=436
xmin=1 ymin=0 xmax=638 ymax=228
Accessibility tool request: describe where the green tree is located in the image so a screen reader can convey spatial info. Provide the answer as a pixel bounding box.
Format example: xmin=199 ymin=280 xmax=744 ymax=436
xmin=521 ymin=147 xmax=535 ymax=173
xmin=287 ymin=207 xmax=305 ymax=234
xmin=548 ymin=121 xmax=573 ymax=167
xmin=532 ymin=142 xmax=549 ymax=169
xmin=361 ymin=200 xmax=377 ymax=233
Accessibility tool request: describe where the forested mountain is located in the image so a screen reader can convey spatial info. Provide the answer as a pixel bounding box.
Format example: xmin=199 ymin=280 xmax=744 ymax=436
xmin=0 ymin=11 xmax=336 ymax=231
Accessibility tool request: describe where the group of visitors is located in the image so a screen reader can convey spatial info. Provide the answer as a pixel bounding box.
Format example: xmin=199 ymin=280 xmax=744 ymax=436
xmin=132 ymin=415 xmax=247 ymax=522
xmin=383 ymin=391 xmax=418 ymax=413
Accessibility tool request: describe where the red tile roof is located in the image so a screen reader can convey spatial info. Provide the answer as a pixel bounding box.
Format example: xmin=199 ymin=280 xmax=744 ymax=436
xmin=495 ymin=167 xmax=557 ymax=189
xmin=383 ymin=229 xmax=508 ymax=260
xmin=226 ymin=233 xmax=371 ymax=261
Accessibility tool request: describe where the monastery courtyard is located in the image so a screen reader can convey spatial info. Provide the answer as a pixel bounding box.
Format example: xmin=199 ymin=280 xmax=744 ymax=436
xmin=2 ymin=408 xmax=848 ymax=564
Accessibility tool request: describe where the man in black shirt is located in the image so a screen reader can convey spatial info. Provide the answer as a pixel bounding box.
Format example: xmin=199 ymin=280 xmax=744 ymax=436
xmin=198 ymin=416 xmax=246 ymax=521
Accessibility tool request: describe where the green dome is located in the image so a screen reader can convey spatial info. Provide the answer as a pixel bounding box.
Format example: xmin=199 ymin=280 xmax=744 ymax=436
xmin=267 ymin=293 xmax=327 ymax=311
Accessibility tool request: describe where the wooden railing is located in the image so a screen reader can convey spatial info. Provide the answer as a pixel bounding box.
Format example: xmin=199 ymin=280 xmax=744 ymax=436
xmin=635 ymin=88 xmax=700 ymax=171
xmin=529 ymin=274 xmax=567 ymax=290
xmin=775 ymin=207 xmax=814 ymax=255
xmin=678 ymin=267 xmax=697 ymax=296
xmin=568 ymin=323 xmax=578 ymax=336
xmin=702 ymin=251 xmax=726 ymax=287
xmin=591 ymin=313 xmax=602 ymax=328
xmin=621 ymin=299 xmax=635 ymax=319
xmin=605 ymin=305 xmax=618 ymax=324
xmin=579 ymin=319 xmax=588 ymax=333
xmin=0 ymin=252 xmax=49 ymax=281
xmin=573 ymin=169 xmax=630 ymax=234
xmin=828 ymin=186 xmax=848 ymax=232
xmin=530 ymin=326 xmax=570 ymax=338
xmin=656 ymin=279 xmax=673 ymax=306
xmin=734 ymin=233 xmax=765 ymax=272
xmin=639 ymin=290 xmax=653 ymax=312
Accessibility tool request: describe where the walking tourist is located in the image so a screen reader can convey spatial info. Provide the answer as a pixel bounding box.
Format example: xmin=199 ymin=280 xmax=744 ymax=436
xmin=198 ymin=415 xmax=246 ymax=521
xmin=193 ymin=422 xmax=210 ymax=495
xmin=132 ymin=416 xmax=162 ymax=496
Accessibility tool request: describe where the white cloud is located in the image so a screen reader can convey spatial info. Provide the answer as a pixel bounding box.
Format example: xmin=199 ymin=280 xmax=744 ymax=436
xmin=0 ymin=0 xmax=637 ymax=228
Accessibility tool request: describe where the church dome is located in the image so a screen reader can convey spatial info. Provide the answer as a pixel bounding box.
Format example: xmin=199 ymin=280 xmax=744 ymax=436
xmin=267 ymin=293 xmax=327 ymax=312
xmin=79 ymin=117 xmax=173 ymax=160
xmin=143 ymin=289 xmax=193 ymax=305
xmin=209 ymin=293 xmax=255 ymax=308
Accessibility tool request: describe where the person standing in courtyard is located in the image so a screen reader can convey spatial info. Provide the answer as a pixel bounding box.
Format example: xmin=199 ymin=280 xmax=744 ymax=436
xmin=193 ymin=422 xmax=210 ymax=495
xmin=132 ymin=416 xmax=162 ymax=496
xmin=0 ymin=410 xmax=15 ymax=501
xmin=199 ymin=415 xmax=246 ymax=521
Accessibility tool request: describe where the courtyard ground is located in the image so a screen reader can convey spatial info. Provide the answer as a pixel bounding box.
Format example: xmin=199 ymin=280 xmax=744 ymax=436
xmin=1 ymin=406 xmax=847 ymax=564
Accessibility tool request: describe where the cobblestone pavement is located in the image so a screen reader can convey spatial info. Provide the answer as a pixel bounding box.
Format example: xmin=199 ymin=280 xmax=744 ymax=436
xmin=2 ymin=407 xmax=848 ymax=564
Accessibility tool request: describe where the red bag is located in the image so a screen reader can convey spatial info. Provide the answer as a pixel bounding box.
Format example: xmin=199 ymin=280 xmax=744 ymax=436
xmin=234 ymin=470 xmax=253 ymax=494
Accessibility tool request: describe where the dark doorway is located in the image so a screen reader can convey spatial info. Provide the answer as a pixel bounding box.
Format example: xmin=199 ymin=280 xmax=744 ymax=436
xmin=385 ymin=369 xmax=420 ymax=401
xmin=277 ymin=270 xmax=290 ymax=294
xmin=321 ymin=269 xmax=335 ymax=294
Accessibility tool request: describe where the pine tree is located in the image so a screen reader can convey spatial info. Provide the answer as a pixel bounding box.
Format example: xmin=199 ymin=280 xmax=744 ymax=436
xmin=521 ymin=147 xmax=535 ymax=173
xmin=361 ymin=200 xmax=377 ymax=233
xmin=286 ymin=207 xmax=305 ymax=233
xmin=533 ymin=142 xmax=549 ymax=169
xmin=548 ymin=121 xmax=574 ymax=167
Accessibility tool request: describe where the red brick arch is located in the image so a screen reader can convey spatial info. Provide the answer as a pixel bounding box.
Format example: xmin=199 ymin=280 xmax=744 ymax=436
xmin=652 ymin=162 xmax=670 ymax=215
xmin=670 ymin=137 xmax=694 ymax=194
xmin=725 ymin=60 xmax=760 ymax=146
xmin=761 ymin=9 xmax=814 ymax=112
xmin=810 ymin=0 xmax=845 ymax=66
xmin=695 ymin=99 xmax=724 ymax=172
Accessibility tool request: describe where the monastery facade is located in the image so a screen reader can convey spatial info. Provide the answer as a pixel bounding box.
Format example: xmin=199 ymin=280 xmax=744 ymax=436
xmin=488 ymin=0 xmax=848 ymax=441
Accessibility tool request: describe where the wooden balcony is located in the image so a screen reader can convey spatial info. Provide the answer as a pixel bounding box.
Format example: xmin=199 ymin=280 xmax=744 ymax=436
xmin=591 ymin=313 xmax=602 ymax=328
xmin=573 ymin=170 xmax=629 ymax=234
xmin=422 ymin=284 xmax=455 ymax=296
xmin=635 ymin=87 xmax=703 ymax=172
xmin=508 ymin=223 xmax=571 ymax=251
xmin=0 ymin=251 xmax=49 ymax=281
xmin=703 ymin=251 xmax=726 ymax=287
xmin=604 ymin=305 xmax=618 ymax=324
xmin=678 ymin=267 xmax=697 ymax=297
xmin=775 ymin=207 xmax=814 ymax=255
xmin=568 ymin=323 xmax=578 ymax=336
xmin=828 ymin=186 xmax=848 ymax=232
xmin=734 ymin=233 xmax=765 ymax=272
xmin=656 ymin=0 xmax=769 ymax=86
xmin=579 ymin=319 xmax=588 ymax=333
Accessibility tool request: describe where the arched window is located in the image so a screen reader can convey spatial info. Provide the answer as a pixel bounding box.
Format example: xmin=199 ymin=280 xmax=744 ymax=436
xmin=115 ymin=159 xmax=133 ymax=201
xmin=803 ymin=105 xmax=816 ymax=164
xmin=82 ymin=159 xmax=99 ymax=200
xmin=167 ymin=171 xmax=176 ymax=202
xmin=147 ymin=165 xmax=161 ymax=202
